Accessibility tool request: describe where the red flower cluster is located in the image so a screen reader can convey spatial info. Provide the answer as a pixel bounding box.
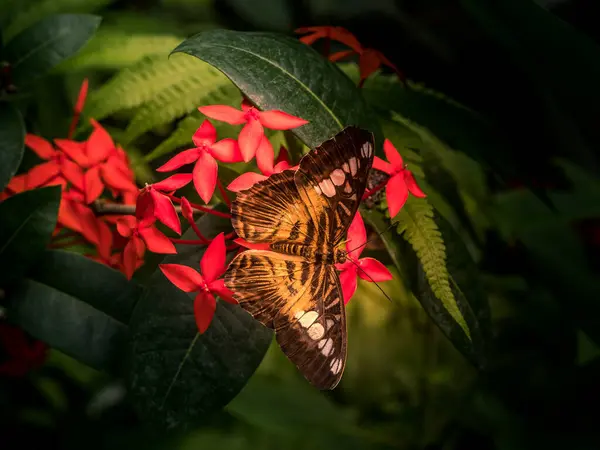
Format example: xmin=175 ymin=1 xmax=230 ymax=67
xmin=296 ymin=26 xmax=404 ymax=86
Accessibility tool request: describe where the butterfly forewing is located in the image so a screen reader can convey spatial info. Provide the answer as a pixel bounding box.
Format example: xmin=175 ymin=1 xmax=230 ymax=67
xmin=295 ymin=126 xmax=374 ymax=245
xmin=225 ymin=126 xmax=375 ymax=390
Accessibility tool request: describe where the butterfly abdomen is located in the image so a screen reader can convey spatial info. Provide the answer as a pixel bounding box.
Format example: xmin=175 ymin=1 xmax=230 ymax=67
xmin=271 ymin=242 xmax=335 ymax=265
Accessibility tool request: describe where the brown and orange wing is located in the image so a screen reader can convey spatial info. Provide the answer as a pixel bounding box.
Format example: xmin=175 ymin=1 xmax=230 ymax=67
xmin=224 ymin=250 xmax=346 ymax=390
xmin=230 ymin=170 xmax=323 ymax=246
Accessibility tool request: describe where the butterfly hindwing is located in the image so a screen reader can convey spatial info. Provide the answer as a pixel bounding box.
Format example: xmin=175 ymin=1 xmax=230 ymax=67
xmin=224 ymin=249 xmax=346 ymax=389
xmin=295 ymin=126 xmax=374 ymax=244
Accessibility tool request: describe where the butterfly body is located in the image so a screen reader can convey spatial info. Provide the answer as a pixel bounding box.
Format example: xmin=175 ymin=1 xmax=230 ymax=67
xmin=224 ymin=126 xmax=375 ymax=389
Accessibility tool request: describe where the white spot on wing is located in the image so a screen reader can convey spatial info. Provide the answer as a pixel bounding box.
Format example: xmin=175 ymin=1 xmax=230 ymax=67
xmin=330 ymin=169 xmax=345 ymax=186
xmin=342 ymin=162 xmax=350 ymax=173
xmin=326 ymin=319 xmax=335 ymax=330
xmin=322 ymin=338 xmax=334 ymax=356
xmin=330 ymin=358 xmax=343 ymax=374
xmin=294 ymin=310 xmax=305 ymax=319
xmin=314 ymin=184 xmax=321 ymax=195
xmin=298 ymin=310 xmax=318 ymax=328
xmin=343 ymin=183 xmax=352 ymax=193
xmin=362 ymin=142 xmax=372 ymax=158
xmin=319 ymin=179 xmax=336 ymax=197
xmin=349 ymin=157 xmax=358 ymax=176
xmin=307 ymin=323 xmax=325 ymax=340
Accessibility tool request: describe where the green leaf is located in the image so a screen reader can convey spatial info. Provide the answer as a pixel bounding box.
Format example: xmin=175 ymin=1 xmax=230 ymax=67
xmin=0 ymin=102 xmax=25 ymax=191
xmin=27 ymin=250 xmax=142 ymax=324
xmin=58 ymin=30 xmax=183 ymax=71
xmin=394 ymin=197 xmax=471 ymax=341
xmin=173 ymin=29 xmax=383 ymax=150
xmin=2 ymin=0 xmax=112 ymax=42
xmin=3 ymin=14 xmax=101 ymax=87
xmin=6 ymin=279 xmax=127 ymax=372
xmin=128 ymin=207 xmax=272 ymax=429
xmin=0 ymin=186 xmax=60 ymax=285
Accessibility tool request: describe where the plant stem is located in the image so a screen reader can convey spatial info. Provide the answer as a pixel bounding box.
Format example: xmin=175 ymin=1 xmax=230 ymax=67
xmin=362 ymin=179 xmax=388 ymax=200
xmin=167 ymin=195 xmax=231 ymax=219
xmin=92 ymin=200 xmax=230 ymax=219
xmin=170 ymin=238 xmax=208 ymax=245
xmin=217 ymin=178 xmax=231 ymax=208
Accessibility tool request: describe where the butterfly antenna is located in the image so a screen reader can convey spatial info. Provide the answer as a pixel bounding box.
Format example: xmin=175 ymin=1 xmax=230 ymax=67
xmin=346 ymin=257 xmax=393 ymax=304
xmin=345 ymin=219 xmax=400 ymax=256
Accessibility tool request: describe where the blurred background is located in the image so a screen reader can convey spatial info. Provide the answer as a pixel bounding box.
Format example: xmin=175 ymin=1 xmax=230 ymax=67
xmin=2 ymin=0 xmax=600 ymax=449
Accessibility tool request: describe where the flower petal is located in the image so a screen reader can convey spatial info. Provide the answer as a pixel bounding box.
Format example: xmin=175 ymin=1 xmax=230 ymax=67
xmin=96 ymin=218 xmax=113 ymax=261
xmin=227 ymin=172 xmax=267 ymax=192
xmin=135 ymin=189 xmax=155 ymax=226
xmin=357 ymin=257 xmax=393 ymax=282
xmin=198 ymin=105 xmax=246 ymax=125
xmin=258 ymin=110 xmax=308 ymax=130
xmin=297 ymin=30 xmax=325 ymax=45
xmin=404 ymin=171 xmax=427 ymax=198
xmin=54 ymin=139 xmax=89 ymax=166
xmin=346 ymin=211 xmax=367 ymax=260
xmin=234 ymin=238 xmax=270 ymax=250
xmin=26 ymin=161 xmax=60 ymax=189
xmin=329 ymin=49 xmax=355 ymax=62
xmin=275 ymin=145 xmax=290 ymax=165
xmin=57 ymin=198 xmax=83 ymax=234
xmin=156 ymin=148 xmax=200 ymax=172
xmin=194 ymin=292 xmax=216 ymax=334
xmin=192 ymin=120 xmax=217 ymax=147
xmin=373 ymin=156 xmax=392 ymax=174
xmin=84 ymin=166 xmax=104 ymax=204
xmin=201 ymin=232 xmax=226 ymax=283
xmin=159 ymin=263 xmax=203 ymax=292
xmin=101 ymin=158 xmax=137 ymax=192
xmin=123 ymin=238 xmax=142 ymax=279
xmin=210 ymin=138 xmax=243 ymax=163
xmin=139 ymin=225 xmax=177 ymax=254
xmin=339 ymin=267 xmax=358 ymax=305
xmin=330 ymin=27 xmax=363 ymax=52
xmin=386 ymin=173 xmax=409 ymax=218
xmin=193 ymin=152 xmax=217 ymax=204
xmin=255 ymin=136 xmax=274 ymax=175
xmin=87 ymin=122 xmax=114 ymax=165
xmin=208 ymin=278 xmax=237 ymax=304
xmin=150 ymin=189 xmax=181 ymax=235
xmin=116 ymin=217 xmax=136 ymax=238
xmin=152 ymin=173 xmax=193 ymax=192
xmin=358 ymin=49 xmax=383 ymax=82
xmin=25 ymin=134 xmax=55 ymax=159
xmin=383 ymin=139 xmax=404 ymax=168
xmin=60 ymin=159 xmax=84 ymax=190
xmin=238 ymin=120 xmax=264 ymax=162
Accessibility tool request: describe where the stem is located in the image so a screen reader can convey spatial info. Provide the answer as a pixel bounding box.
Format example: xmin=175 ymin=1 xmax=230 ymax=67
xmin=224 ymin=231 xmax=237 ymax=240
xmin=188 ymin=220 xmax=210 ymax=244
xmin=67 ymin=112 xmax=80 ymax=139
xmin=49 ymin=238 xmax=88 ymax=249
xmin=217 ymin=178 xmax=231 ymax=208
xmin=167 ymin=195 xmax=231 ymax=219
xmin=362 ymin=179 xmax=388 ymax=200
xmin=170 ymin=238 xmax=209 ymax=245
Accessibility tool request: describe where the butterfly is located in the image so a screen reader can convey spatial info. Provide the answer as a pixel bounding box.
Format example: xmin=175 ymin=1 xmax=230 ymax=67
xmin=224 ymin=126 xmax=375 ymax=389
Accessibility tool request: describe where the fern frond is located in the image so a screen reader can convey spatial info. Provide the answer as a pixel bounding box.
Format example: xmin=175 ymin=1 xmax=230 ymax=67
xmin=85 ymin=54 xmax=214 ymax=122
xmin=4 ymin=0 xmax=114 ymax=41
xmin=122 ymin=63 xmax=239 ymax=144
xmin=59 ymin=30 xmax=183 ymax=70
xmin=394 ymin=197 xmax=471 ymax=340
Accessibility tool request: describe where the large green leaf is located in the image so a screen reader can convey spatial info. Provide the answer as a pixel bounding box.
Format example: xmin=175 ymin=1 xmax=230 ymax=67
xmin=0 ymin=102 xmax=25 ymax=191
xmin=6 ymin=279 xmax=127 ymax=373
xmin=3 ymin=14 xmax=101 ymax=87
xmin=172 ymin=29 xmax=383 ymax=151
xmin=28 ymin=250 xmax=142 ymax=324
xmin=0 ymin=186 xmax=60 ymax=284
xmin=128 ymin=207 xmax=272 ymax=429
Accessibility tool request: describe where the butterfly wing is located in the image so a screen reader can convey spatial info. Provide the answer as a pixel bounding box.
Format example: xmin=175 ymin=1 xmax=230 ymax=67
xmin=295 ymin=126 xmax=375 ymax=245
xmin=224 ymin=250 xmax=346 ymax=389
xmin=231 ymin=170 xmax=323 ymax=245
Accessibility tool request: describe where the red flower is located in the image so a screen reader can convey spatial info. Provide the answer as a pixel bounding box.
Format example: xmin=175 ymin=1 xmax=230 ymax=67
xmin=117 ymin=216 xmax=177 ymax=279
xmin=228 ymin=140 xmax=296 ymax=192
xmin=24 ymin=134 xmax=85 ymax=190
xmin=295 ymin=26 xmax=362 ymax=53
xmin=78 ymin=120 xmax=138 ymax=204
xmin=199 ymin=100 xmax=308 ymax=163
xmin=136 ymin=174 xmax=193 ymax=235
xmin=0 ymin=173 xmax=28 ymax=201
xmin=373 ymin=139 xmax=426 ymax=218
xmin=0 ymin=322 xmax=48 ymax=377
xmin=335 ymin=211 xmax=392 ymax=303
xmin=159 ymin=233 xmax=237 ymax=333
xmin=156 ymin=120 xmax=241 ymax=204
